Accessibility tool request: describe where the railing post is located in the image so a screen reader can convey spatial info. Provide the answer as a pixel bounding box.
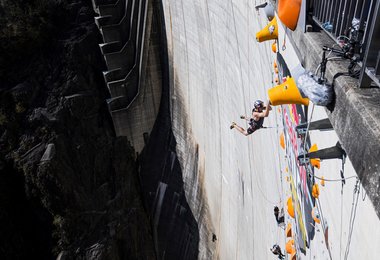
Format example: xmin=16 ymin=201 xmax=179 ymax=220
xmin=359 ymin=0 xmax=380 ymax=87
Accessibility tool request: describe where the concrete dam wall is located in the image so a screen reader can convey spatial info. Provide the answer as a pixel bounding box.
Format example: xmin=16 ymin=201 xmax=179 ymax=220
xmin=161 ymin=1 xmax=290 ymax=258
xmin=160 ymin=0 xmax=380 ymax=259
xmin=93 ymin=0 xmax=380 ymax=259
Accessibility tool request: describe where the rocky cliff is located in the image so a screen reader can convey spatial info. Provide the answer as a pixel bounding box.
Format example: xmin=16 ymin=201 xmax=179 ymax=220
xmin=0 ymin=1 xmax=155 ymax=259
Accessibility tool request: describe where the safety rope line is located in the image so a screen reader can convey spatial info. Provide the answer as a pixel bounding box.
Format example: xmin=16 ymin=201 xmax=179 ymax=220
xmin=254 ymin=173 xmax=282 ymax=205
xmin=344 ymin=178 xmax=360 ymax=260
xmin=361 ymin=185 xmax=367 ymax=201
xmin=282 ymin=27 xmax=287 ymax=51
xmin=316 ymin=198 xmax=333 ymax=260
xmin=302 ymin=104 xmax=315 ymax=160
xmin=313 ymin=175 xmax=358 ymax=182
xmin=340 ymin=187 xmax=344 ymax=260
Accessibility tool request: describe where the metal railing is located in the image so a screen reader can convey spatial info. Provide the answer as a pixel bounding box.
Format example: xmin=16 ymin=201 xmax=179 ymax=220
xmin=310 ymin=0 xmax=380 ymax=88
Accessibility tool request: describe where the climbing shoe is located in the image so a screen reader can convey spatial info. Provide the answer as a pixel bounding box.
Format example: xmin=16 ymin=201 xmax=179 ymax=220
xmin=230 ymin=122 xmax=236 ymax=129
xmin=240 ymin=115 xmax=246 ymax=119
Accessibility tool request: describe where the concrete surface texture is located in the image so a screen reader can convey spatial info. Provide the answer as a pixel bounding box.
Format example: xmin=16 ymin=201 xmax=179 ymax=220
xmin=160 ymin=0 xmax=380 ymax=259
xmin=93 ymin=0 xmax=161 ymax=152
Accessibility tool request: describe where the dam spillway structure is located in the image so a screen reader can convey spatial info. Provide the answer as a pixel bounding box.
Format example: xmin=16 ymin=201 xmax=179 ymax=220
xmin=92 ymin=0 xmax=380 ymax=259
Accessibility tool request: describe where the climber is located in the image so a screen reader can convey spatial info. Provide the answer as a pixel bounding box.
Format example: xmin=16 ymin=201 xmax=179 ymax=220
xmin=230 ymin=100 xmax=272 ymax=136
xmin=274 ymin=206 xmax=285 ymax=226
xmin=270 ymin=244 xmax=285 ymax=259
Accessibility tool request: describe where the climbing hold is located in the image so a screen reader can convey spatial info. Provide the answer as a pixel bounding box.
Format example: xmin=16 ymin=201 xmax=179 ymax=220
xmin=255 ymin=2 xmax=275 ymax=21
xmin=285 ymin=239 xmax=296 ymax=254
xmin=273 ymin=60 xmax=278 ymax=69
xmin=280 ymin=132 xmax=285 ymax=150
xmin=312 ymin=184 xmax=320 ymax=198
xmin=321 ymin=176 xmax=325 ymax=186
xmin=274 ymin=77 xmax=279 ymax=84
xmin=272 ymin=41 xmax=277 ymax=53
xmin=278 ymin=0 xmax=302 ymax=31
xmin=268 ymin=77 xmax=309 ymax=106
xmin=309 ymin=144 xmax=321 ymax=169
xmin=285 ymin=222 xmax=292 ymax=237
xmin=311 ymin=206 xmax=321 ymax=224
xmin=256 ymin=17 xmax=279 ymax=42
xmin=274 ymin=67 xmax=279 ymax=74
xmin=287 ymin=196 xmax=295 ymax=218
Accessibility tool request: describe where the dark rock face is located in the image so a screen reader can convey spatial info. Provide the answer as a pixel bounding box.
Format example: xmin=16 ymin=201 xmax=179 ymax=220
xmin=0 ymin=0 xmax=155 ymax=259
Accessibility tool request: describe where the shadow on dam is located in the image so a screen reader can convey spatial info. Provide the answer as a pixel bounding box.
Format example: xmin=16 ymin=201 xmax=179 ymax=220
xmin=138 ymin=1 xmax=199 ymax=258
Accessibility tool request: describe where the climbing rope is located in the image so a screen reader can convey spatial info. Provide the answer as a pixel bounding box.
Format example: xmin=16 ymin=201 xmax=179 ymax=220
xmin=301 ymin=104 xmax=315 ymax=176
xmin=282 ymin=27 xmax=287 ymax=51
xmin=254 ymin=173 xmax=282 ymax=205
xmin=316 ymin=198 xmax=333 ymax=260
xmin=313 ymin=175 xmax=358 ymax=182
xmin=344 ymin=178 xmax=361 ymax=260
xmin=361 ymin=184 xmax=367 ymax=201
xmin=340 ymin=186 xmax=344 ymax=260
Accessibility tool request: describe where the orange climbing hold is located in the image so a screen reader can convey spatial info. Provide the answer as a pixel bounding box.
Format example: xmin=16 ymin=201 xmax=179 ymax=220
xmin=272 ymin=41 xmax=277 ymax=53
xmin=287 ymin=196 xmax=295 ymax=218
xmin=312 ymin=184 xmax=320 ymax=198
xmin=256 ymin=17 xmax=279 ymax=42
xmin=280 ymin=132 xmax=285 ymax=149
xmin=285 ymin=239 xmax=296 ymax=254
xmin=321 ymin=176 xmax=325 ymax=186
xmin=278 ymin=0 xmax=302 ymax=31
xmin=286 ymin=222 xmax=292 ymax=237
xmin=312 ymin=206 xmax=321 ymax=224
xmin=309 ymin=144 xmax=321 ymax=169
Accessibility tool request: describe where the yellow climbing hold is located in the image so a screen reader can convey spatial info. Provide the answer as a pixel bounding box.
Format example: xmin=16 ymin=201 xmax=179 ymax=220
xmin=256 ymin=17 xmax=279 ymax=42
xmin=268 ymin=77 xmax=309 ymax=106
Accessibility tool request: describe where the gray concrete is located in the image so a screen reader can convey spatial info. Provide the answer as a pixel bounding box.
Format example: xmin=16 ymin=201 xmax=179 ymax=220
xmin=92 ymin=0 xmax=380 ymax=258
xmin=160 ymin=0 xmax=380 ymax=259
xmin=93 ymin=0 xmax=161 ymax=151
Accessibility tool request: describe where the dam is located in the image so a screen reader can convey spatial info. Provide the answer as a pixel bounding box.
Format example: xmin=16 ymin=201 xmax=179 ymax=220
xmin=93 ymin=0 xmax=380 ymax=259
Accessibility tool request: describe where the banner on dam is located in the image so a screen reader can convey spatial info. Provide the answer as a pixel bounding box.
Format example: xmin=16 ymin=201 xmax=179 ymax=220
xmin=277 ymin=53 xmax=315 ymax=254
